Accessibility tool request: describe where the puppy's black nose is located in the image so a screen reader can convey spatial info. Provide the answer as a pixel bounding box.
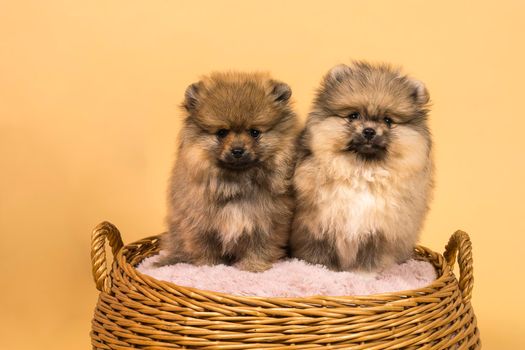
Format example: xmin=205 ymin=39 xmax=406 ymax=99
xmin=362 ymin=128 xmax=376 ymax=140
xmin=231 ymin=148 xmax=245 ymax=158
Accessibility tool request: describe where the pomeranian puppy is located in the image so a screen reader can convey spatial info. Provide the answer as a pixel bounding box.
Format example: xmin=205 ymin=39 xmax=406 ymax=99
xmin=156 ymin=72 xmax=300 ymax=272
xmin=290 ymin=62 xmax=434 ymax=272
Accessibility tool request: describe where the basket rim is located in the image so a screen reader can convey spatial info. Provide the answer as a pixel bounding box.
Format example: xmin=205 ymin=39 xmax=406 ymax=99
xmin=114 ymin=233 xmax=455 ymax=304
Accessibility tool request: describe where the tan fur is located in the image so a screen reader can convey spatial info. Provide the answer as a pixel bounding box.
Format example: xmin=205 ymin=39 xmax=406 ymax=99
xmin=157 ymin=72 xmax=300 ymax=272
xmin=290 ymin=61 xmax=434 ymax=272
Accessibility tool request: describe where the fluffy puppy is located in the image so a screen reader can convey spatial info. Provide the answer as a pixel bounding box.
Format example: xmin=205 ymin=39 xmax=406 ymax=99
xmin=290 ymin=62 xmax=434 ymax=272
xmin=157 ymin=72 xmax=300 ymax=272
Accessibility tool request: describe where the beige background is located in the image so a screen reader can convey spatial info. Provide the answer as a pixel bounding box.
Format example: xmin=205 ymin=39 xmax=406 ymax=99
xmin=1 ymin=1 xmax=524 ymax=348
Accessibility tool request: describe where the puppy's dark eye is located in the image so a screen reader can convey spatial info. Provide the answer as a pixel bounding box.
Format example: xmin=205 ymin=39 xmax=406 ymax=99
xmin=384 ymin=117 xmax=393 ymax=127
xmin=216 ymin=129 xmax=229 ymax=138
xmin=348 ymin=112 xmax=360 ymax=120
xmin=249 ymin=129 xmax=261 ymax=138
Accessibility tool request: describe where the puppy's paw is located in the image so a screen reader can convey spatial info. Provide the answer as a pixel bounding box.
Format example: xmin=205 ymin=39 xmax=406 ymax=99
xmin=235 ymin=259 xmax=272 ymax=272
xmin=152 ymin=254 xmax=180 ymax=268
xmin=358 ymin=271 xmax=379 ymax=280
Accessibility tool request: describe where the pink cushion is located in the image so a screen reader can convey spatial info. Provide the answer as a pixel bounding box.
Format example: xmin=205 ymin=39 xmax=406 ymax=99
xmin=137 ymin=254 xmax=437 ymax=297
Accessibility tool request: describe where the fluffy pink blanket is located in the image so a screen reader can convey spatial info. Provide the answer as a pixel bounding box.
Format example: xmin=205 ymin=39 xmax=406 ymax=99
xmin=137 ymin=254 xmax=436 ymax=297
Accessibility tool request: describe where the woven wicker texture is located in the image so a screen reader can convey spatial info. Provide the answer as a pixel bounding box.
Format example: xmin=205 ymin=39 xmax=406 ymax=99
xmin=90 ymin=221 xmax=480 ymax=349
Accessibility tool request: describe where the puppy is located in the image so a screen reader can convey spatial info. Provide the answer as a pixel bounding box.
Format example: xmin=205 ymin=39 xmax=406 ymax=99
xmin=156 ymin=72 xmax=300 ymax=272
xmin=290 ymin=61 xmax=434 ymax=272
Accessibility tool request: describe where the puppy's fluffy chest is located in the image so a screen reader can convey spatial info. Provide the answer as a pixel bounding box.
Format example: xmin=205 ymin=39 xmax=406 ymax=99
xmin=298 ymin=147 xmax=430 ymax=244
xmin=212 ymin=195 xmax=271 ymax=247
xmin=315 ymin=167 xmax=397 ymax=239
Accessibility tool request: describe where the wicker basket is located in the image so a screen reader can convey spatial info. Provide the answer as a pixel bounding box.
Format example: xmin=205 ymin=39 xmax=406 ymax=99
xmin=90 ymin=221 xmax=480 ymax=349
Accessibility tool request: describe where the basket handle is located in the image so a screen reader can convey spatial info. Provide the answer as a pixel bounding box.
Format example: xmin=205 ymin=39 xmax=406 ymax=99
xmin=91 ymin=221 xmax=124 ymax=293
xmin=443 ymin=230 xmax=474 ymax=304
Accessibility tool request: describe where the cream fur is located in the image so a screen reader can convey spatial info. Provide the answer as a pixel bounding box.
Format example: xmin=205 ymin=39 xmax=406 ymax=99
xmin=294 ymin=120 xmax=433 ymax=270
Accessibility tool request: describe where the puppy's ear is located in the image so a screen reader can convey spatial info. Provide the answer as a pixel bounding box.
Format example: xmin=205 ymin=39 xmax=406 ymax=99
xmin=269 ymin=80 xmax=292 ymax=103
xmin=410 ymin=79 xmax=430 ymax=105
xmin=183 ymin=82 xmax=203 ymax=112
xmin=326 ymin=64 xmax=351 ymax=84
